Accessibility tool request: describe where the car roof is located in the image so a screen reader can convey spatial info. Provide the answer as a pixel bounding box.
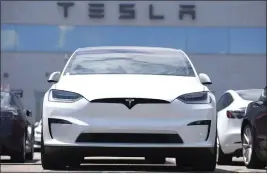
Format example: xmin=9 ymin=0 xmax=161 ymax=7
xmin=76 ymin=46 xmax=184 ymax=54
xmin=235 ymin=89 xmax=263 ymax=101
xmin=226 ymin=89 xmax=262 ymax=95
xmin=235 ymin=89 xmax=263 ymax=94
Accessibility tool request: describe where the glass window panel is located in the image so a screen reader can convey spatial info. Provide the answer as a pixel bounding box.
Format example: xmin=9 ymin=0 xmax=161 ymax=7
xmin=1 ymin=24 xmax=266 ymax=55
xmin=1 ymin=24 xmax=17 ymax=51
xmin=15 ymin=25 xmax=60 ymax=51
xmin=186 ymin=27 xmax=229 ymax=54
xmin=230 ymin=28 xmax=266 ymax=54
xmin=61 ymin=26 xmax=187 ymax=52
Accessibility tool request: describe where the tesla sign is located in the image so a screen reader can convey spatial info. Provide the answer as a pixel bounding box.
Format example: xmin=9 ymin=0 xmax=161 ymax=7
xmin=57 ymin=2 xmax=196 ymax=21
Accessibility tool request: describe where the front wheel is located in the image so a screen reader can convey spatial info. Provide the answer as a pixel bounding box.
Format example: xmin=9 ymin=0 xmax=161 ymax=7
xmin=26 ymin=142 xmax=34 ymax=161
xmin=176 ymin=141 xmax=217 ymax=172
xmin=41 ymin=128 xmax=66 ymax=170
xmin=242 ymin=125 xmax=265 ymax=169
xmin=11 ymin=133 xmax=26 ymax=163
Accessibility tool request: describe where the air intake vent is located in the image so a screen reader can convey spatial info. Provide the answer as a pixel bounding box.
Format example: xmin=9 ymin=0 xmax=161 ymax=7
xmin=76 ymin=133 xmax=183 ymax=144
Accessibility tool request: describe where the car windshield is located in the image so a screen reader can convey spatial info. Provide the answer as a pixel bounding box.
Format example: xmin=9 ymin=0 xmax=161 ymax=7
xmin=1 ymin=91 xmax=9 ymax=106
xmin=237 ymin=89 xmax=263 ymax=101
xmin=63 ymin=49 xmax=195 ymax=76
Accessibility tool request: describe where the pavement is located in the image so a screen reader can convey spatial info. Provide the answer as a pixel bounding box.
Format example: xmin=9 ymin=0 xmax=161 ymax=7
xmin=0 ymin=152 xmax=266 ymax=173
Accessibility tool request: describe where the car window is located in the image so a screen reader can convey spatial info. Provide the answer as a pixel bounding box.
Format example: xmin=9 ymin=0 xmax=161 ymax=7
xmin=63 ymin=49 xmax=196 ymax=77
xmin=1 ymin=91 xmax=10 ymax=106
xmin=10 ymin=94 xmax=23 ymax=109
xmin=217 ymin=93 xmax=234 ymax=112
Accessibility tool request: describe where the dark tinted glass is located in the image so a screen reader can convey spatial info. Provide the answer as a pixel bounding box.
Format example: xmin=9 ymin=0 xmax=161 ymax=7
xmin=217 ymin=93 xmax=234 ymax=111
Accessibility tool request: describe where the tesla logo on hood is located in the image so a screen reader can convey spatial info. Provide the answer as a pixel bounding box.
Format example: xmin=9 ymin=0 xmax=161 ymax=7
xmin=125 ymin=99 xmax=135 ymax=109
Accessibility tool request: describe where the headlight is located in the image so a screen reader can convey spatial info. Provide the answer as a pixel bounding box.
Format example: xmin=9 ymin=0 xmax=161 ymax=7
xmin=176 ymin=91 xmax=210 ymax=104
xmin=48 ymin=89 xmax=83 ymax=103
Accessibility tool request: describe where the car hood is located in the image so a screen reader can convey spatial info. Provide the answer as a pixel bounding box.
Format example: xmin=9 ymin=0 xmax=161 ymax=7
xmin=54 ymin=75 xmax=205 ymax=102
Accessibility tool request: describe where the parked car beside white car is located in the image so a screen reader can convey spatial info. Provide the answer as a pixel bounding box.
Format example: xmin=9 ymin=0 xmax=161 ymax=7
xmin=217 ymin=89 xmax=263 ymax=165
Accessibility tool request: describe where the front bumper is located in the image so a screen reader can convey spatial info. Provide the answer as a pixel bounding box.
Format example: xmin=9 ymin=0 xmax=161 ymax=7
xmin=42 ymin=98 xmax=217 ymax=148
xmin=219 ymin=132 xmax=242 ymax=154
xmin=44 ymin=146 xmax=215 ymax=158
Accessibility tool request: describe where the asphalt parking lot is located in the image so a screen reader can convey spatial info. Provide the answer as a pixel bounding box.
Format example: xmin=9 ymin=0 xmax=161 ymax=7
xmin=0 ymin=153 xmax=266 ymax=173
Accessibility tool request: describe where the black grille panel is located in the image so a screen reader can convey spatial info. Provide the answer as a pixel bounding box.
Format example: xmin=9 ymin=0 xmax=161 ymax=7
xmin=90 ymin=98 xmax=170 ymax=109
xmin=76 ymin=133 xmax=183 ymax=144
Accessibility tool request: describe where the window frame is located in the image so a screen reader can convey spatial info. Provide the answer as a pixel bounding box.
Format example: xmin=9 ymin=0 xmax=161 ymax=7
xmin=217 ymin=92 xmax=234 ymax=112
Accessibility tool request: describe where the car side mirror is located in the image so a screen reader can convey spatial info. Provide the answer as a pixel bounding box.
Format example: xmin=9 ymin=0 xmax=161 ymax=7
xmin=48 ymin=71 xmax=61 ymax=83
xmin=199 ymin=73 xmax=212 ymax=85
xmin=26 ymin=110 xmax=32 ymax=117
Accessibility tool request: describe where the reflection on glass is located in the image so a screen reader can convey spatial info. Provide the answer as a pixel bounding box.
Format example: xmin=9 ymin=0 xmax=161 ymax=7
xmin=1 ymin=24 xmax=266 ymax=54
xmin=63 ymin=50 xmax=195 ymax=77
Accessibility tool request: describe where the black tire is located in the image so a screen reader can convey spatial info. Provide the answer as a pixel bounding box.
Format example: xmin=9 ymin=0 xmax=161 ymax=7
xmin=242 ymin=124 xmax=265 ymax=169
xmin=41 ymin=128 xmax=66 ymax=170
xmin=145 ymin=157 xmax=166 ymax=164
xmin=194 ymin=140 xmax=217 ymax=172
xmin=176 ymin=140 xmax=217 ymax=172
xmin=11 ymin=133 xmax=26 ymax=163
xmin=26 ymin=143 xmax=34 ymax=161
xmin=26 ymin=126 xmax=34 ymax=160
xmin=217 ymin=138 xmax=233 ymax=165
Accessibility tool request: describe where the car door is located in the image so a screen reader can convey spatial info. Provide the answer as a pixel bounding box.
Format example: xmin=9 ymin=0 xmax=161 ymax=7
xmin=12 ymin=95 xmax=34 ymax=149
xmin=10 ymin=94 xmax=27 ymax=125
xmin=217 ymin=93 xmax=234 ymax=145
xmin=252 ymin=87 xmax=267 ymax=145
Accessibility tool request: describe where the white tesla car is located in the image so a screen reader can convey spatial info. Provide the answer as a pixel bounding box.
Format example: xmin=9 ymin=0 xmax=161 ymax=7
xmin=41 ymin=46 xmax=217 ymax=171
xmin=217 ymin=89 xmax=263 ymax=165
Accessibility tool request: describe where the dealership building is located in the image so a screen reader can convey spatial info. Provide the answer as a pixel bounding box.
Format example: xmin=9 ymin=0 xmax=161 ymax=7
xmin=1 ymin=1 xmax=266 ymax=121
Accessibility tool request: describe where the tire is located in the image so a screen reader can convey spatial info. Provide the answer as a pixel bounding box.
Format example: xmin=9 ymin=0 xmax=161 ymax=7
xmin=217 ymin=138 xmax=233 ymax=165
xmin=242 ymin=124 xmax=265 ymax=169
xmin=145 ymin=157 xmax=166 ymax=164
xmin=26 ymin=142 xmax=34 ymax=161
xmin=11 ymin=133 xmax=26 ymax=163
xmin=41 ymin=128 xmax=66 ymax=170
xmin=176 ymin=139 xmax=217 ymax=172
xmin=26 ymin=127 xmax=34 ymax=160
